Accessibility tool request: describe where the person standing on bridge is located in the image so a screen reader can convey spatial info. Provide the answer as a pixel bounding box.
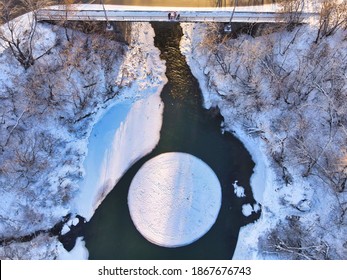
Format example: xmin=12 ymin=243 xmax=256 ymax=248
xmin=168 ymin=11 xmax=179 ymax=21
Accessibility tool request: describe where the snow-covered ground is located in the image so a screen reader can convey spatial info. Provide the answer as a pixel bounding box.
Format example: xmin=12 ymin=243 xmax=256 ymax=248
xmin=128 ymin=152 xmax=221 ymax=248
xmin=180 ymin=15 xmax=347 ymax=259
xmin=0 ymin=10 xmax=166 ymax=259
xmin=57 ymin=237 xmax=89 ymax=260
xmin=73 ymin=23 xmax=166 ymax=222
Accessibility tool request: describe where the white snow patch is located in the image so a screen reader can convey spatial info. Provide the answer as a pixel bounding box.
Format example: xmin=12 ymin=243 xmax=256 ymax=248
xmin=242 ymin=204 xmax=253 ymax=217
xmin=57 ymin=237 xmax=89 ymax=260
xmin=242 ymin=203 xmax=261 ymax=217
xmin=75 ymin=93 xmax=164 ymax=220
xmin=61 ymin=224 xmax=70 ymax=235
xmin=72 ymin=218 xmax=79 ymax=226
xmin=253 ymin=203 xmax=261 ymax=213
xmin=128 ymin=152 xmax=222 ymax=248
xmin=233 ymin=180 xmax=246 ymax=198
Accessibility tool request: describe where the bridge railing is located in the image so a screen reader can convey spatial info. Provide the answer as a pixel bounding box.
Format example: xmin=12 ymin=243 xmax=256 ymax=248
xmin=36 ymin=4 xmax=319 ymax=23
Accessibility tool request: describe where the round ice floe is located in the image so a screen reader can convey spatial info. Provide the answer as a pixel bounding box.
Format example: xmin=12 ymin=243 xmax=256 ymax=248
xmin=128 ymin=152 xmax=222 ymax=248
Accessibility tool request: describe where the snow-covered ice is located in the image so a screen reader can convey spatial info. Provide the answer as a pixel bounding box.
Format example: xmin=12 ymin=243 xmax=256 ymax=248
xmin=128 ymin=152 xmax=222 ymax=248
xmin=233 ymin=180 xmax=246 ymax=198
xmin=75 ymin=93 xmax=164 ymax=221
xmin=61 ymin=224 xmax=71 ymax=235
xmin=242 ymin=204 xmax=253 ymax=217
xmin=241 ymin=203 xmax=260 ymax=217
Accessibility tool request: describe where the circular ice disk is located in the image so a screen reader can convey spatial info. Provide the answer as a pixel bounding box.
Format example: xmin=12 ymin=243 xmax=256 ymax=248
xmin=128 ymin=152 xmax=222 ymax=248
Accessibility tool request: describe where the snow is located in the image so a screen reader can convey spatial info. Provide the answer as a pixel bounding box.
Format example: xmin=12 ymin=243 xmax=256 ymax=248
xmin=61 ymin=22 xmax=167 ymax=257
xmin=180 ymin=14 xmax=347 ymax=260
xmin=233 ymin=180 xmax=246 ymax=198
xmin=180 ymin=23 xmax=269 ymax=205
xmin=242 ymin=203 xmax=261 ymax=217
xmin=75 ymin=93 xmax=164 ymax=220
xmin=0 ymin=234 xmax=61 ymax=260
xmin=59 ymin=22 xmax=167 ymax=258
xmin=231 ymin=126 xmax=270 ymax=205
xmin=61 ymin=224 xmax=70 ymax=235
xmin=128 ymin=152 xmax=222 ymax=248
xmin=57 ymin=237 xmax=89 ymax=260
xmin=72 ymin=218 xmax=79 ymax=226
xmin=0 ymin=14 xmax=74 ymax=240
xmin=0 ymin=8 xmax=166 ymax=258
xmin=242 ymin=204 xmax=253 ymax=217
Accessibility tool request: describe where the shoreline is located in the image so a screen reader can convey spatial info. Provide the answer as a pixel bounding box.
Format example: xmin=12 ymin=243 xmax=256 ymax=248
xmin=0 ymin=15 xmax=167 ymax=258
xmin=180 ymin=19 xmax=347 ymax=260
xmin=58 ymin=22 xmax=167 ymax=259
xmin=180 ymin=22 xmax=268 ymax=259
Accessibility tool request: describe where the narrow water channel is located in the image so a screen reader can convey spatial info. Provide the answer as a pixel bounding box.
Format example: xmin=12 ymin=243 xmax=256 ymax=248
xmin=84 ymin=23 xmax=259 ymax=259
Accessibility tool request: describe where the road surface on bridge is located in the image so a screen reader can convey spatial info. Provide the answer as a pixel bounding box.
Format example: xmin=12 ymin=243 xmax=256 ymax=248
xmin=36 ymin=4 xmax=318 ymax=23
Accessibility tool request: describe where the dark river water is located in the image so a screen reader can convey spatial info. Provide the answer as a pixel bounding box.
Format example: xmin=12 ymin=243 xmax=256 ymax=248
xmin=83 ymin=22 xmax=259 ymax=260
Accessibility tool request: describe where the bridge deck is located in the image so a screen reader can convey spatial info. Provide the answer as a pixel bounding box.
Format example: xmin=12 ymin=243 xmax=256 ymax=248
xmin=36 ymin=4 xmax=318 ymax=23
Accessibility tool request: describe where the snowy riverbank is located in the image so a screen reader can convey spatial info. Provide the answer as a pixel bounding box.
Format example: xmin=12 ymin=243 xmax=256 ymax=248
xmin=180 ymin=20 xmax=347 ymax=259
xmin=0 ymin=13 xmax=166 ymax=258
xmin=180 ymin=22 xmax=273 ymax=259
xmin=73 ymin=23 xmax=166 ymax=222
xmin=59 ymin=22 xmax=167 ymax=259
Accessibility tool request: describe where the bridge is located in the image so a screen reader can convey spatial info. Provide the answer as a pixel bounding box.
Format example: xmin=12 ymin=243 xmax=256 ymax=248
xmin=36 ymin=4 xmax=318 ymax=24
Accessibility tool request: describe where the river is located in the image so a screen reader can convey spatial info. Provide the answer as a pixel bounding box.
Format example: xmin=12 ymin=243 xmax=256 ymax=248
xmin=83 ymin=22 xmax=259 ymax=259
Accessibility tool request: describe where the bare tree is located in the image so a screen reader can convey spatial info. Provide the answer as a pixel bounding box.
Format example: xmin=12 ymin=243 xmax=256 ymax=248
xmin=315 ymin=0 xmax=347 ymax=43
xmin=57 ymin=0 xmax=75 ymax=42
xmin=277 ymin=0 xmax=305 ymax=30
xmin=260 ymin=216 xmax=331 ymax=260
xmin=0 ymin=0 xmax=55 ymax=69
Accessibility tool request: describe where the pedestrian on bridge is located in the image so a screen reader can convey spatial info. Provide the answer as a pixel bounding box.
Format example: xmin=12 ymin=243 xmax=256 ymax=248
xmin=168 ymin=11 xmax=179 ymax=21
